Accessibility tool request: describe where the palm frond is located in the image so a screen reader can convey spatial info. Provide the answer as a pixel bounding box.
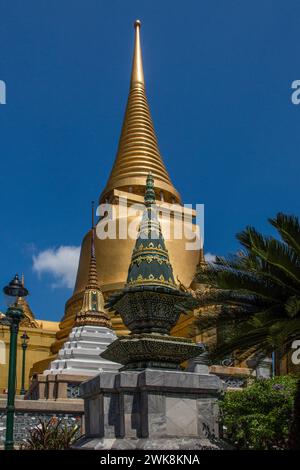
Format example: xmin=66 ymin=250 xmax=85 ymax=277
xmin=194 ymin=212 xmax=300 ymax=363
xmin=269 ymin=213 xmax=300 ymax=256
xmin=237 ymin=227 xmax=300 ymax=286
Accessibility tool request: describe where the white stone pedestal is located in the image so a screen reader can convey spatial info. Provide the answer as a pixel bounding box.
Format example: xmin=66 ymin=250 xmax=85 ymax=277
xmin=44 ymin=325 xmax=120 ymax=376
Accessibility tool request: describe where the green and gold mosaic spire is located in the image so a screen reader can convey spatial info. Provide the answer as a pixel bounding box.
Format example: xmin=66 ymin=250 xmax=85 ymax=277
xmin=125 ymin=172 xmax=177 ymax=292
xmin=106 ymin=173 xmax=194 ymax=337
xmin=103 ymin=174 xmax=201 ymax=369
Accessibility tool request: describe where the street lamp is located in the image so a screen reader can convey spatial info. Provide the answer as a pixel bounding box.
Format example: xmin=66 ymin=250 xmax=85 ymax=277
xmin=3 ymin=274 xmax=28 ymax=451
xmin=20 ymin=331 xmax=30 ymax=396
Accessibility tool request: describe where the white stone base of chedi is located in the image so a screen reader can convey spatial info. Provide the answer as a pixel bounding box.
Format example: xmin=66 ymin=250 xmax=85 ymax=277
xmin=44 ymin=325 xmax=120 ymax=376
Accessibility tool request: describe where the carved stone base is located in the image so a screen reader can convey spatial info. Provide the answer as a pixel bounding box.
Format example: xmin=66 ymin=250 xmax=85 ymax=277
xmin=74 ymin=368 xmax=228 ymax=450
xmin=75 ymin=437 xmax=231 ymax=450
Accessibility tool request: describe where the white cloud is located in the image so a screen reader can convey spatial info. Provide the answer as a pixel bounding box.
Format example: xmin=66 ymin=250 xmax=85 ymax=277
xmin=205 ymin=252 xmax=216 ymax=263
xmin=33 ymin=246 xmax=81 ymax=289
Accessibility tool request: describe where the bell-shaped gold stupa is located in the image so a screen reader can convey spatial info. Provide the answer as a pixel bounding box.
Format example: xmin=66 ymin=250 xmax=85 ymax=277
xmin=37 ymin=20 xmax=201 ymax=364
xmin=100 ymin=20 xmax=181 ymax=205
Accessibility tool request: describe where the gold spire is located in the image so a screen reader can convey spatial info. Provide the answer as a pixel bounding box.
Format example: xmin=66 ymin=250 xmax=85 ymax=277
xmin=16 ymin=273 xmax=38 ymax=327
xmin=75 ymin=202 xmax=111 ymax=328
xmin=198 ymin=248 xmax=206 ymax=267
xmin=100 ymin=20 xmax=181 ymax=204
xmin=86 ymin=201 xmax=98 ymax=289
xmin=17 ymin=297 xmax=39 ymax=328
xmin=130 ymin=20 xmax=144 ymax=88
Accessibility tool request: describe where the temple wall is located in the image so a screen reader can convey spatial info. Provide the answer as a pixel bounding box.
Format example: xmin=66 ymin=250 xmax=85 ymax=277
xmin=0 ymin=323 xmax=58 ymax=394
xmin=0 ymin=396 xmax=83 ymax=447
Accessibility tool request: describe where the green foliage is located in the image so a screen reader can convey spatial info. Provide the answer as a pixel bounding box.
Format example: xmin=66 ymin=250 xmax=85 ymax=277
xmin=21 ymin=417 xmax=80 ymax=450
xmin=289 ymin=377 xmax=300 ymax=448
xmin=195 ymin=212 xmax=300 ymax=361
xmin=221 ymin=376 xmax=298 ymax=449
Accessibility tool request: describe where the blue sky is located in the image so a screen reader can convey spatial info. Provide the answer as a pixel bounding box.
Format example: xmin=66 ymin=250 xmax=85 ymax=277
xmin=0 ymin=1 xmax=299 ymax=321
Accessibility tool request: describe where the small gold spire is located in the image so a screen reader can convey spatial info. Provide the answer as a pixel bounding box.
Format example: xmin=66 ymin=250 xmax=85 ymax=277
xmin=130 ymin=20 xmax=144 ymax=89
xmin=17 ymin=296 xmax=39 ymax=328
xmin=100 ymin=20 xmax=181 ymax=204
xmin=91 ymin=200 xmax=95 ymax=229
xmin=198 ymin=248 xmax=206 ymax=266
xmin=86 ymin=201 xmax=98 ymax=289
xmin=75 ymin=204 xmax=111 ymax=328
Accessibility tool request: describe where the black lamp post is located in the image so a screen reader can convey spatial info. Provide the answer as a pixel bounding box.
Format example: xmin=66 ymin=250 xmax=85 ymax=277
xmin=3 ymin=274 xmax=28 ymax=450
xmin=20 ymin=331 xmax=30 ymax=396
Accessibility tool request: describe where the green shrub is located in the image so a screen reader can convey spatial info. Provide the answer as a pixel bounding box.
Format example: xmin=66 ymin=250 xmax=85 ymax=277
xmin=21 ymin=417 xmax=80 ymax=450
xmin=221 ymin=375 xmax=298 ymax=450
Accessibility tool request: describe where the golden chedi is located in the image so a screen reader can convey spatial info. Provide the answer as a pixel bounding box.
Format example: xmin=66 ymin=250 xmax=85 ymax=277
xmin=32 ymin=21 xmax=200 ymax=373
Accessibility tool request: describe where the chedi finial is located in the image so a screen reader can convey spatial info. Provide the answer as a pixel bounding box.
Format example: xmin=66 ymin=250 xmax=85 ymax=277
xmin=130 ymin=19 xmax=144 ymax=88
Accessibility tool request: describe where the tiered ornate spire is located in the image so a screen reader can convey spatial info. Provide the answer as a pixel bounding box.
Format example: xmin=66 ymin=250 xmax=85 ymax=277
xmin=106 ymin=173 xmax=192 ymax=336
xmin=100 ymin=20 xmax=181 ymax=204
xmin=190 ymin=247 xmax=209 ymax=292
xmin=16 ymin=274 xmax=38 ymax=328
xmin=103 ymin=174 xmax=200 ymax=369
xmin=198 ymin=248 xmax=206 ymax=267
xmin=86 ymin=202 xmax=98 ymax=289
xmin=125 ymin=172 xmax=177 ymax=291
xmin=75 ymin=203 xmax=111 ymax=328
